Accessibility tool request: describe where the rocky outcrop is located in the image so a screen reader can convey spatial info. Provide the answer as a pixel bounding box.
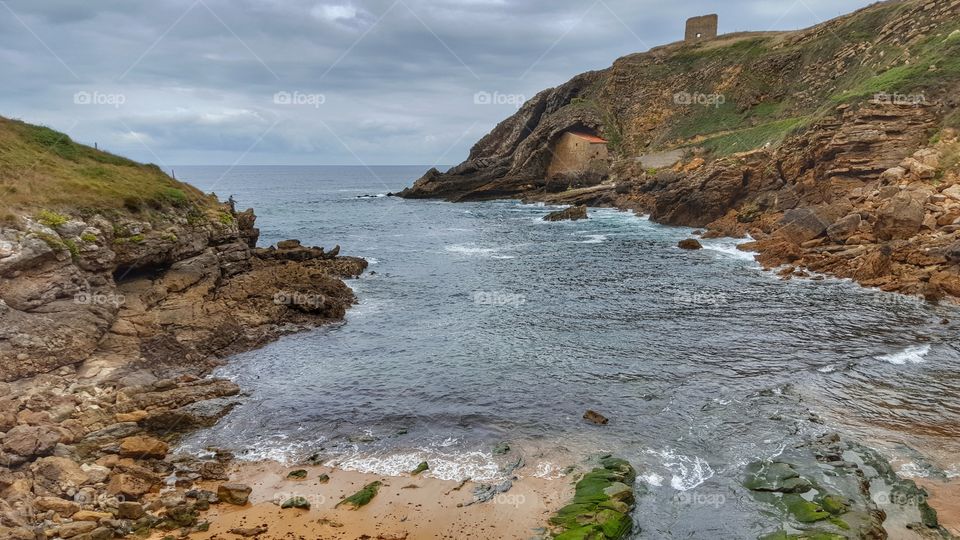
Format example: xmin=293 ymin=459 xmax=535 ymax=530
xmin=0 ymin=186 xmax=366 ymax=538
xmin=544 ymin=205 xmax=588 ymax=222
xmin=398 ymin=0 xmax=960 ymax=301
xmin=0 ymin=204 xmax=366 ymax=382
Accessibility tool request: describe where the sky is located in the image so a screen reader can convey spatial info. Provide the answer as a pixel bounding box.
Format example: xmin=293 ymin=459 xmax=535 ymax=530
xmin=0 ymin=0 xmax=875 ymax=167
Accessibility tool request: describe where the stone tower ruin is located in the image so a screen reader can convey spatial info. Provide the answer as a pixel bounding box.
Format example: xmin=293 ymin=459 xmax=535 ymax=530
xmin=685 ymin=14 xmax=718 ymax=42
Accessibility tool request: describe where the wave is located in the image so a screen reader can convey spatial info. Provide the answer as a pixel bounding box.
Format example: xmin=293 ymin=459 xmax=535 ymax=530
xmin=875 ymin=344 xmax=931 ymax=365
xmin=328 ymin=448 xmax=502 ymax=482
xmin=646 ymin=448 xmax=715 ymax=491
xmin=445 ymin=244 xmax=516 ymax=259
xmin=700 ymin=237 xmax=758 ymax=263
xmin=578 ymin=234 xmax=607 ymax=244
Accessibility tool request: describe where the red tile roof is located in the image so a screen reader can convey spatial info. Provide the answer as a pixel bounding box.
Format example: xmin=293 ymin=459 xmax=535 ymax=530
xmin=568 ymin=131 xmax=607 ymax=144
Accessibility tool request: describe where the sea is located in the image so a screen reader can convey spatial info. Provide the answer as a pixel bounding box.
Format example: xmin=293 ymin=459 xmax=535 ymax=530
xmin=176 ymin=165 xmax=960 ymax=537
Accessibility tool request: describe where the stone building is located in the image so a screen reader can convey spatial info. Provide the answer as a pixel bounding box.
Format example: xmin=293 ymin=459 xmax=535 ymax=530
xmin=685 ymin=14 xmax=718 ymax=42
xmin=546 ymin=131 xmax=609 ymax=178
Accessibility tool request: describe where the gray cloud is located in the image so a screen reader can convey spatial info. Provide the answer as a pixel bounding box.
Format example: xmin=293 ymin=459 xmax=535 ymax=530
xmin=0 ymin=0 xmax=873 ymax=166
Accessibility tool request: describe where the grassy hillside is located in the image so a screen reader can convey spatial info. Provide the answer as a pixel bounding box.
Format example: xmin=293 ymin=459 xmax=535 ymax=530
xmin=571 ymin=0 xmax=960 ymax=158
xmin=0 ymin=117 xmax=218 ymax=224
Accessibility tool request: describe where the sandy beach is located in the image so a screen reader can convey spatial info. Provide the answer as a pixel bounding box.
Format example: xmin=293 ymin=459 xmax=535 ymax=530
xmin=147 ymin=462 xmax=572 ymax=540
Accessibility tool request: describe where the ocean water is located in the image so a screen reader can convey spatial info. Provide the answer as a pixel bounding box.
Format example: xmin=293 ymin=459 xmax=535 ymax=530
xmin=178 ymin=165 xmax=960 ymax=536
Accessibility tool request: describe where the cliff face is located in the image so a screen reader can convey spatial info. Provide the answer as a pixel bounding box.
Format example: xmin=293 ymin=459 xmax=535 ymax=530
xmin=0 ymin=119 xmax=366 ymax=383
xmin=401 ymin=0 xmax=960 ymax=300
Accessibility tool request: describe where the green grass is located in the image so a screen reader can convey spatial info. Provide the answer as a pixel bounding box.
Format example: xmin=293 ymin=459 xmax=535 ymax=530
xmin=698 ymin=117 xmax=808 ymax=156
xmin=0 ymin=116 xmax=218 ymax=219
xmin=666 ymin=99 xmax=789 ymax=143
xmin=831 ymin=24 xmax=960 ymax=103
xmin=35 ymin=209 xmax=68 ymax=228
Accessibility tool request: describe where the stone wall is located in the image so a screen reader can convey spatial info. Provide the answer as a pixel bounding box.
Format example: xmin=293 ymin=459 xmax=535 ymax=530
xmin=547 ymin=133 xmax=609 ymax=178
xmin=685 ymin=14 xmax=718 ymax=42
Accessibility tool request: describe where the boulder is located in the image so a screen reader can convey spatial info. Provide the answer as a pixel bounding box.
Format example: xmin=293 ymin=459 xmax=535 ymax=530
xmin=776 ymin=208 xmax=831 ymax=244
xmin=875 ymin=192 xmax=925 ymax=240
xmin=116 ymin=501 xmax=145 ymax=520
xmin=2 ymin=424 xmax=62 ymax=457
xmin=826 ymin=213 xmax=862 ymax=242
xmin=217 ymin=482 xmax=252 ymax=505
xmin=276 ymin=239 xmax=301 ymax=250
xmin=946 ymin=241 xmax=960 ymax=264
xmin=118 ymin=435 xmax=169 ymax=459
xmin=31 ymin=456 xmax=90 ymax=490
xmin=677 ymin=238 xmax=702 ymax=250
xmin=879 ymin=166 xmax=906 ymax=183
xmin=543 ymin=205 xmax=588 ymax=222
xmin=583 ymin=410 xmax=609 ymax=425
xmin=34 ymin=496 xmax=80 ymax=517
xmin=105 ymin=473 xmax=153 ymax=500
xmin=942 ymin=184 xmax=960 ymax=202
xmin=55 ymin=521 xmax=97 ymax=538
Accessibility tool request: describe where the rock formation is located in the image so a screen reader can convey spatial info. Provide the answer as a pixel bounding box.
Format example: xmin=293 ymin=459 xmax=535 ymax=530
xmin=0 ymin=118 xmax=367 ymax=539
xmin=400 ymin=0 xmax=960 ymax=302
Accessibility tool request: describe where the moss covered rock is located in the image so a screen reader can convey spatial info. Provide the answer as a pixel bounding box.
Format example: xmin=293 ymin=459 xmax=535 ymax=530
xmin=335 ymin=481 xmax=382 ymax=509
xmin=547 ymin=456 xmax=637 ymax=539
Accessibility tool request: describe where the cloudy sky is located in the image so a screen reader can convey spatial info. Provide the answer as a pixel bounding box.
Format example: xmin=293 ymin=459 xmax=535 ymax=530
xmin=0 ymin=0 xmax=873 ymax=166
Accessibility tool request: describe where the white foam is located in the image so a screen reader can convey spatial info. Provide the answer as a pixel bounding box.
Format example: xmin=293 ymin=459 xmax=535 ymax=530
xmin=817 ymin=365 xmax=837 ymax=373
xmin=701 ymin=237 xmax=757 ymax=263
xmin=897 ymin=462 xmax=930 ymax=478
xmin=329 ymin=449 xmax=501 ymax=482
xmin=578 ymin=234 xmax=607 ymax=244
xmin=530 ymin=461 xmax=566 ymax=480
xmin=640 ymin=472 xmax=664 ymax=487
xmin=876 ymin=345 xmax=931 ymax=365
xmin=365 ymin=257 xmax=380 ymax=265
xmin=646 ymin=448 xmax=714 ymax=491
xmin=444 ymin=244 xmax=515 ymax=259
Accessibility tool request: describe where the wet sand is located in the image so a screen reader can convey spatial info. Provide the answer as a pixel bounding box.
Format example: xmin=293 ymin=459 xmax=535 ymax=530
xmin=150 ymin=462 xmax=571 ymax=540
xmin=915 ymin=478 xmax=960 ymax=537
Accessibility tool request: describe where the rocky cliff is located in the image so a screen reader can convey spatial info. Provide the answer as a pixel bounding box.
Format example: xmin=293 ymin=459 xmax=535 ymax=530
xmin=401 ymin=0 xmax=960 ymax=301
xmin=0 ymin=119 xmax=366 ymax=538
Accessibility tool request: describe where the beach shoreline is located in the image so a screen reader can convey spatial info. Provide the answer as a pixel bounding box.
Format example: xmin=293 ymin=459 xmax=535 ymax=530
xmin=147 ymin=461 xmax=572 ymax=540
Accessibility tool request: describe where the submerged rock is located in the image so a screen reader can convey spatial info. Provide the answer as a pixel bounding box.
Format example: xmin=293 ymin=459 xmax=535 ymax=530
xmin=677 ymin=238 xmax=703 ymax=250
xmin=544 ymin=205 xmax=588 ymax=222
xmin=583 ymin=410 xmax=609 ymax=425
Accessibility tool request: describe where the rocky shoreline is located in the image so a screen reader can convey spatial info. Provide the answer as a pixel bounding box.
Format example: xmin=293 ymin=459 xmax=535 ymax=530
xmin=398 ymin=0 xmax=960 ymax=304
xmin=0 ymin=198 xmax=367 ymax=539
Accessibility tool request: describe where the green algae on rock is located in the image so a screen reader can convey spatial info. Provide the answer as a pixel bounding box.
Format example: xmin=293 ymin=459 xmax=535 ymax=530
xmin=411 ymin=461 xmax=429 ymax=475
xmin=548 ymin=456 xmax=637 ymax=539
xmin=335 ymin=481 xmax=382 ymax=509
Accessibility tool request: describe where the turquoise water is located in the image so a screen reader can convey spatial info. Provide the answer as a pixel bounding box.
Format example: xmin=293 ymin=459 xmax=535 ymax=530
xmin=177 ymin=165 xmax=960 ymax=537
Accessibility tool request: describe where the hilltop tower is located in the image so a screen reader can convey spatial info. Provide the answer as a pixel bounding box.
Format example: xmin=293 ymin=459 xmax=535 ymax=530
xmin=685 ymin=14 xmax=718 ymax=42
